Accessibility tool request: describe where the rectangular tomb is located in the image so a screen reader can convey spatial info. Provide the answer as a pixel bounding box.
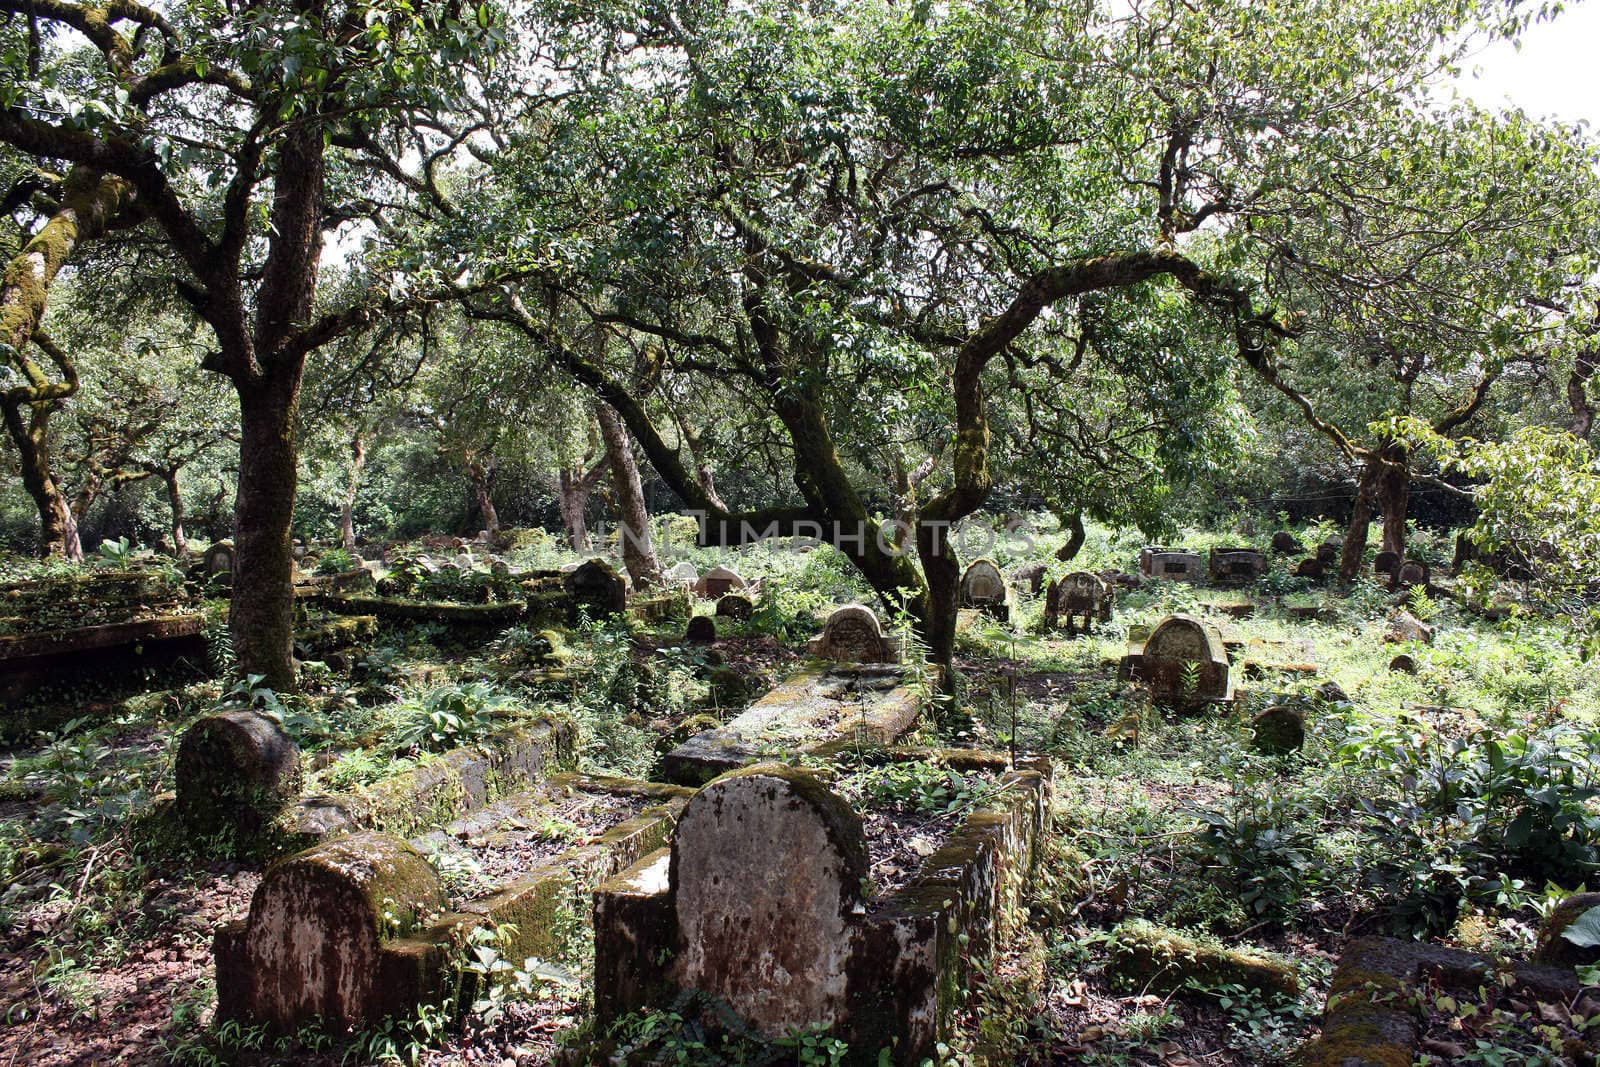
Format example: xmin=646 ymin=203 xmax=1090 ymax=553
xmin=659 ymin=664 xmax=926 ymax=785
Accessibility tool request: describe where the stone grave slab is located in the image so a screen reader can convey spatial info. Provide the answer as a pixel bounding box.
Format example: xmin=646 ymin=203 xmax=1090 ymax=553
xmin=1139 ymin=548 xmax=1203 ymax=582
xmin=693 ymin=565 xmax=748 ymax=599
xmin=1208 ymin=547 xmax=1268 ymax=585
xmin=1043 ymin=571 xmax=1113 ymax=633
xmin=660 ymin=664 xmax=924 ymax=786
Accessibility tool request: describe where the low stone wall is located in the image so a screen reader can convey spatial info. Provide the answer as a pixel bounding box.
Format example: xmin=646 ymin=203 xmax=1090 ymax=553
xmin=0 ymin=613 xmax=208 ymax=702
xmin=319 ymin=593 xmax=530 ymax=626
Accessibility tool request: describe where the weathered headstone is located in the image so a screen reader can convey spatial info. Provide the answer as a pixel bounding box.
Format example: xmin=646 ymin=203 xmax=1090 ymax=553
xmin=664 ymin=561 xmax=699 ymax=587
xmin=1251 ymin=706 xmax=1305 ymax=754
xmin=1208 ymin=547 xmax=1268 ymax=585
xmin=565 ymin=558 xmax=628 ymax=620
xmin=1316 ymin=536 xmax=1344 ymax=567
xmin=807 ymin=605 xmax=900 ymax=664
xmin=671 ymin=766 xmax=867 ymax=1031
xmin=1126 ymin=613 xmax=1234 ymax=707
xmin=685 ymin=615 xmax=717 ymax=643
xmin=1294 ymin=556 xmax=1325 ymax=579
xmin=1044 ymin=571 xmax=1112 ymax=634
xmin=1394 ymin=559 xmax=1430 ymax=591
xmin=959 ymin=559 xmax=1007 ymax=606
xmin=715 ymin=593 xmax=755 ymax=621
xmin=1270 ymin=531 xmax=1304 ymax=556
xmin=1140 ymin=548 xmax=1203 ymax=582
xmin=1373 ymin=550 xmax=1401 ymax=581
xmin=176 ymin=710 xmax=302 ymax=840
xmin=202 ymin=540 xmax=236 ymax=583
xmin=694 ymin=565 xmax=748 ymax=599
xmin=215 ymin=832 xmax=447 ymax=1031
xmin=1388 ymin=653 xmax=1417 ymax=674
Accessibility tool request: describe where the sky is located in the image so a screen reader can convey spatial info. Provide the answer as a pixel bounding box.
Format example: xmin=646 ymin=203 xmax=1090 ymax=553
xmin=1456 ymin=2 xmax=1600 ymax=126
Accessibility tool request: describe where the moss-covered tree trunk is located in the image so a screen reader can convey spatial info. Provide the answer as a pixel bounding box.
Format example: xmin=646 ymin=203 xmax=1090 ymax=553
xmin=1339 ymin=460 xmax=1380 ymax=581
xmin=1055 ymin=511 xmax=1086 ymax=562
xmin=0 ymin=397 xmax=81 ymax=559
xmin=466 ymin=455 xmax=500 ymax=536
xmin=162 ymin=467 xmax=187 ymax=557
xmin=1375 ymin=444 xmax=1411 ymax=559
xmin=231 ymin=372 xmax=301 ymax=690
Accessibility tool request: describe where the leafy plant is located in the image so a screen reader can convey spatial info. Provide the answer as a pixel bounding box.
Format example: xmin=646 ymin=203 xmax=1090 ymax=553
xmin=387 ymin=681 xmax=525 ymax=754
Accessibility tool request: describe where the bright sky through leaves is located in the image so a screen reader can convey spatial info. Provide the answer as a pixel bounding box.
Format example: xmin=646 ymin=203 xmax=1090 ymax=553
xmin=1459 ymin=2 xmax=1600 ymax=126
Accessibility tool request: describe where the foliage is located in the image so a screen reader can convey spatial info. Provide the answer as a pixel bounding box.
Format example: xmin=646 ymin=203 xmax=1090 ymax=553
xmin=386 ymin=681 xmax=527 ymax=755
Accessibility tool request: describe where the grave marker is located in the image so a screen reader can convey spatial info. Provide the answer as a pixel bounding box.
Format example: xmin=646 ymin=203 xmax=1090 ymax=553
xmin=807 ymin=604 xmax=901 ymax=664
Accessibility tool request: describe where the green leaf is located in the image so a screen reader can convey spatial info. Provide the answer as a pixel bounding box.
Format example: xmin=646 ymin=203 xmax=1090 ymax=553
xmin=1561 ymin=904 xmax=1600 ymax=949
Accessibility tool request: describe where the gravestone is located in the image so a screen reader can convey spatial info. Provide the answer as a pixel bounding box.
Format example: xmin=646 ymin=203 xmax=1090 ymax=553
xmin=694 ymin=565 xmax=748 ymax=599
xmin=176 ymin=710 xmax=302 ymax=840
xmin=715 ymin=593 xmax=755 ymax=621
xmin=565 ymin=558 xmax=628 ymax=620
xmin=215 ymin=832 xmax=447 ymax=1031
xmin=1270 ymin=531 xmax=1304 ymax=556
xmin=1373 ymin=550 xmax=1401 ymax=582
xmin=1208 ymin=547 xmax=1268 ymax=585
xmin=1127 ymin=614 xmax=1234 ymax=708
xmin=1044 ymin=571 xmax=1112 ymax=634
xmin=664 ymin=561 xmax=699 ymax=587
xmin=1394 ymin=559 xmax=1430 ymax=591
xmin=1294 ymin=556 xmax=1325 ymax=579
xmin=1140 ymin=549 xmax=1203 ymax=582
xmin=685 ymin=615 xmax=717 ymax=643
xmin=1251 ymin=706 xmax=1305 ymax=754
xmin=670 ymin=766 xmax=867 ymax=1033
xmin=807 ymin=605 xmax=900 ymax=664
xmin=1010 ymin=561 xmax=1049 ymax=596
xmin=1388 ymin=653 xmax=1417 ymax=674
xmin=1316 ymin=536 xmax=1344 ymax=567
xmin=203 ymin=540 xmax=236 ymax=584
xmin=960 ymin=559 xmax=1006 ymax=604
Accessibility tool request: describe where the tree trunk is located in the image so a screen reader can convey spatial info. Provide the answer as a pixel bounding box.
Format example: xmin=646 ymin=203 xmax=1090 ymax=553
xmin=0 ymin=397 xmax=81 ymax=559
xmin=595 ymin=401 xmax=661 ymax=586
xmin=1339 ymin=459 xmax=1381 ymax=581
xmin=916 ymin=518 xmax=961 ymax=668
xmin=466 ymin=455 xmax=500 ymax=535
xmin=558 ymin=457 xmax=608 ymax=553
xmin=339 ymin=430 xmax=367 ymax=553
xmin=1055 ymin=511 xmax=1086 ymax=562
xmin=1571 ymin=347 xmax=1596 ymax=440
xmin=230 ymin=374 xmax=301 ymax=690
xmin=1375 ymin=444 xmax=1411 ymax=558
xmin=163 ymin=467 xmax=187 ymax=557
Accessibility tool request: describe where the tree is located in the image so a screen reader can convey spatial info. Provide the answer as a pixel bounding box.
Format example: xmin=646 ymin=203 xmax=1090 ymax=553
xmin=0 ymin=0 xmax=504 ymax=686
xmin=466 ymin=0 xmax=1563 ymax=664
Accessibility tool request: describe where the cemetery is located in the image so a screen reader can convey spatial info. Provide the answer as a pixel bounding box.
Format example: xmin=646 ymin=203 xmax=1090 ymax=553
xmin=2 ymin=3 xmax=1600 ymax=1066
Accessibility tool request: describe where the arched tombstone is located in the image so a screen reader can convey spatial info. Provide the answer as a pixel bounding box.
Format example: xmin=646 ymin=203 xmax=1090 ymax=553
xmin=1251 ymin=706 xmax=1306 ymax=755
xmin=1131 ymin=613 xmax=1234 ymax=708
xmin=959 ymin=559 xmax=1006 ymax=607
xmin=1373 ymin=550 xmax=1401 ymax=583
xmin=176 ymin=710 xmax=302 ymax=841
xmin=1010 ymin=561 xmax=1049 ymax=596
xmin=715 ymin=593 xmax=755 ymax=621
xmin=806 ymin=604 xmax=900 ymax=663
xmin=1044 ymin=572 xmax=1111 ymax=634
xmin=694 ymin=565 xmax=748 ymax=599
xmin=1394 ymin=559 xmax=1430 ymax=591
xmin=202 ymin=540 xmax=236 ymax=585
xmin=664 ymin=561 xmax=699 ymax=588
xmin=1316 ymin=536 xmax=1344 ymax=567
xmin=565 ymin=558 xmax=628 ymax=621
xmin=685 ymin=615 xmax=718 ymax=644
xmin=1294 ymin=556 xmax=1325 ymax=579
xmin=668 ymin=765 xmax=868 ymax=1035
xmin=215 ymin=832 xmax=447 ymax=1031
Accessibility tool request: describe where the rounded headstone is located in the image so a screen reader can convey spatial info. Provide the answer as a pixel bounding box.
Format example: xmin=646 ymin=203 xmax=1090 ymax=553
xmin=1294 ymin=557 xmax=1324 ymax=579
xmin=1270 ymin=531 xmax=1304 ymax=556
xmin=233 ymin=832 xmax=446 ymax=1030
xmin=664 ymin=561 xmax=699 ymax=587
xmin=1373 ymin=550 xmax=1401 ymax=580
xmin=807 ymin=604 xmax=898 ymax=663
xmin=565 ymin=558 xmax=628 ymax=618
xmin=1395 ymin=559 xmax=1430 ymax=590
xmin=695 ymin=565 xmax=748 ymax=599
xmin=1388 ymin=653 xmax=1417 ymax=674
xmin=202 ymin=540 xmax=235 ymax=583
xmin=1317 ymin=681 xmax=1350 ymax=705
xmin=1251 ymin=706 xmax=1306 ymax=754
xmin=715 ymin=593 xmax=755 ymax=621
xmin=685 ymin=615 xmax=717 ymax=644
xmin=960 ymin=559 xmax=1007 ymax=604
xmin=669 ymin=765 xmax=867 ymax=1036
xmin=1010 ymin=561 xmax=1049 ymax=596
xmin=176 ymin=710 xmax=302 ymax=840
